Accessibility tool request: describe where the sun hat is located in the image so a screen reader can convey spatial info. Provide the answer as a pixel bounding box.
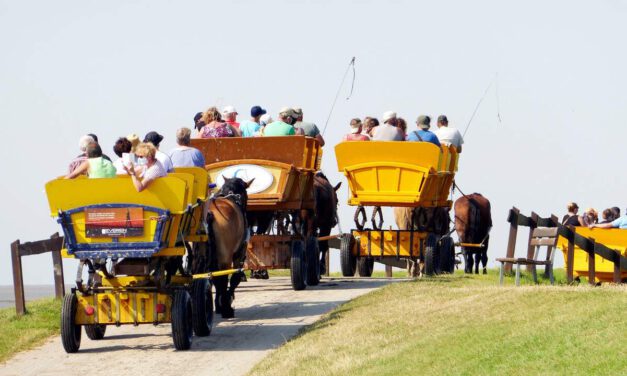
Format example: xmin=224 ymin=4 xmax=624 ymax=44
xmin=382 ymin=111 xmax=397 ymax=123
xmin=417 ymin=115 xmax=431 ymax=129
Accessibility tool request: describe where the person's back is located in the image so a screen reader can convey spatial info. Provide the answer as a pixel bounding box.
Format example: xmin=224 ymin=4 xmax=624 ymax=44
xmin=169 ymin=147 xmax=205 ymax=168
xmin=263 ymin=121 xmax=295 ymax=136
xmin=434 ymin=115 xmax=463 ymax=151
xmin=294 ymin=121 xmax=319 ymax=138
xmin=407 ymin=129 xmax=441 ymax=146
xmin=240 ymin=120 xmax=261 ymax=137
xmin=611 ymin=215 xmax=627 ymax=229
xmin=155 ymin=149 xmax=174 ymax=172
xmin=372 ymin=124 xmax=404 ymax=141
xmin=88 ymin=157 xmax=117 ymax=178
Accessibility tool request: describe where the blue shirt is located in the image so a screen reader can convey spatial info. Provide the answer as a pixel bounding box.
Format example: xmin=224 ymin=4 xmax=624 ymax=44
xmin=407 ymin=129 xmax=441 ymax=146
xmin=240 ymin=120 xmax=261 ymax=137
xmin=611 ymin=216 xmax=627 ymax=229
xmin=168 ymin=146 xmax=205 ymax=168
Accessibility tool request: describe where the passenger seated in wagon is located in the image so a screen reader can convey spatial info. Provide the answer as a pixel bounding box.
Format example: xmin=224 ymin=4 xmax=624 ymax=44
xmin=406 ymin=115 xmax=441 ymax=147
xmin=372 ymin=111 xmax=404 ymax=141
xmin=65 ymin=142 xmax=116 ymax=179
xmin=590 ymin=210 xmax=627 ymax=229
xmin=124 ymin=142 xmax=168 ymax=192
xmin=262 ymin=107 xmax=297 ymax=136
xmin=198 ymin=107 xmax=241 ymax=138
xmin=342 ymin=118 xmax=370 ymax=141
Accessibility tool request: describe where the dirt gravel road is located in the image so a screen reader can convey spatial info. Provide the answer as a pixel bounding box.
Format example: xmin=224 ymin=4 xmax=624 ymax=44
xmin=0 ymin=277 xmax=400 ymax=376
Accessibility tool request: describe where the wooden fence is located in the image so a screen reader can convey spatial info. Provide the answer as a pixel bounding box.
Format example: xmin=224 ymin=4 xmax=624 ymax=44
xmin=10 ymin=233 xmax=65 ymax=315
xmin=504 ymin=207 xmax=626 ymax=284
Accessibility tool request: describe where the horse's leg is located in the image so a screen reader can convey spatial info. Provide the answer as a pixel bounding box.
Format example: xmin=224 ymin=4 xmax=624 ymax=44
xmin=481 ymin=250 xmax=488 ymax=274
xmin=213 ymin=275 xmax=227 ymax=315
xmin=463 ymin=249 xmax=472 ymax=274
xmin=474 ymin=251 xmax=481 ymax=274
xmin=318 ymin=226 xmax=331 ymax=275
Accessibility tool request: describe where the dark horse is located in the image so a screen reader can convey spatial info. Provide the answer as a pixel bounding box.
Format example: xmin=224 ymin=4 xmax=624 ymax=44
xmin=454 ymin=193 xmax=492 ymax=274
xmin=207 ymin=177 xmax=251 ymax=318
xmin=310 ymin=172 xmax=341 ymax=275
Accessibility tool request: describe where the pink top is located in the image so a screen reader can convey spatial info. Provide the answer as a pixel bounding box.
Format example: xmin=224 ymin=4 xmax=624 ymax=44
xmin=343 ymin=133 xmax=370 ymax=141
xmin=200 ymin=121 xmax=236 ymax=138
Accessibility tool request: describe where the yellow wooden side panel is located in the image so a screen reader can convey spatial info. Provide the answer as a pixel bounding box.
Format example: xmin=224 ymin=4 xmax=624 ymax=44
xmin=46 ymin=176 xmax=189 ymax=216
xmin=557 ymin=228 xmax=627 ymax=282
xmin=336 ymin=141 xmax=441 ymax=172
xmin=353 ymin=230 xmax=425 ymax=258
xmin=173 ymin=167 xmax=209 ymax=200
xmin=76 ymin=291 xmax=172 ymax=325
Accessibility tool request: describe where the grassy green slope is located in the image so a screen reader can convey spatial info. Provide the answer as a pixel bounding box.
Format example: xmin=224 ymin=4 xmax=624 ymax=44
xmin=251 ymin=273 xmax=627 ymax=376
xmin=0 ymin=299 xmax=60 ymax=363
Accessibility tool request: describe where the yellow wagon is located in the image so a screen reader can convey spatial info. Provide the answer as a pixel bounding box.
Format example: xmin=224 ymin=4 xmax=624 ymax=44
xmin=45 ymin=167 xmax=232 ymax=352
xmin=335 ymin=141 xmax=458 ymax=276
xmin=557 ymin=227 xmax=627 ymax=283
xmin=191 ymin=136 xmax=322 ymax=290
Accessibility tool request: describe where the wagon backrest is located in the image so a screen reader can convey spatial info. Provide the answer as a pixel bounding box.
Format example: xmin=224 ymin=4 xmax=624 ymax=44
xmin=335 ymin=141 xmax=443 ymax=172
xmin=46 ymin=175 xmax=190 ymax=216
xmin=191 ymin=136 xmax=321 ymax=170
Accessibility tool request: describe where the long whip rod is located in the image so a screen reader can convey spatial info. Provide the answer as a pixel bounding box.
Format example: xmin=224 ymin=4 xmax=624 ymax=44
xmin=321 ymin=57 xmax=356 ymax=136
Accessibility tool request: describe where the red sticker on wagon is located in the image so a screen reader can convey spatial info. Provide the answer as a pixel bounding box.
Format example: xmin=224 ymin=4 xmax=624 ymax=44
xmin=85 ymin=207 xmax=144 ymax=238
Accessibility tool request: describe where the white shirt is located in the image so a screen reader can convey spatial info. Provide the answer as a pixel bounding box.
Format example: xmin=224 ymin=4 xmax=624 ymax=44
xmin=434 ymin=126 xmax=464 ymax=148
xmin=113 ymin=158 xmax=127 ymax=175
xmin=155 ymin=150 xmax=174 ymax=172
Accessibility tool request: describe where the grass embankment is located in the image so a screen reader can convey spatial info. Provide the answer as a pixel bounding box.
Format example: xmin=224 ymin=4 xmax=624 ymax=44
xmin=0 ymin=299 xmax=60 ymax=363
xmin=251 ymin=271 xmax=627 ymax=375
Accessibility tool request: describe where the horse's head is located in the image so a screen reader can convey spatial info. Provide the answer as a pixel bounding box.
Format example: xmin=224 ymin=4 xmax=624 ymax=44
xmin=216 ymin=176 xmax=254 ymax=208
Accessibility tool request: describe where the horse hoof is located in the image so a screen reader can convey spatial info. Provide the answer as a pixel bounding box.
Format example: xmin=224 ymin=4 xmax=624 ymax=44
xmin=483 ymin=269 xmax=487 ymax=275
xmin=221 ymin=308 xmax=234 ymax=319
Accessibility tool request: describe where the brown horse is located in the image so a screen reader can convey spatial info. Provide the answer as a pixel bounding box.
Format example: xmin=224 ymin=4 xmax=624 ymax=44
xmin=394 ymin=207 xmax=451 ymax=276
xmin=207 ymin=177 xmax=251 ymax=318
xmin=311 ymin=172 xmax=341 ymax=275
xmin=454 ymin=193 xmax=492 ymax=274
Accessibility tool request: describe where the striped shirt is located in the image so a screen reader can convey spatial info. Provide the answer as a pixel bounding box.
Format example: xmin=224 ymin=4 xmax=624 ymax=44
xmin=140 ymin=160 xmax=167 ymax=185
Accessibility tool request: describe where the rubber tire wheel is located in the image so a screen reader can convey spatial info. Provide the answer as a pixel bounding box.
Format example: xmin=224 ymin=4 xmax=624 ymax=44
xmin=424 ymin=233 xmax=440 ymax=276
xmin=357 ymin=257 xmax=374 ymax=277
xmin=85 ymin=324 xmax=106 ymax=340
xmin=191 ymin=279 xmax=213 ymax=337
xmin=61 ymin=293 xmax=81 ymax=353
xmin=171 ymin=290 xmax=193 ymax=350
xmin=340 ymin=234 xmax=357 ymax=277
xmin=306 ymin=236 xmax=321 ymax=286
xmin=290 ymin=240 xmax=307 ymax=291
xmin=438 ymin=236 xmax=455 ymax=274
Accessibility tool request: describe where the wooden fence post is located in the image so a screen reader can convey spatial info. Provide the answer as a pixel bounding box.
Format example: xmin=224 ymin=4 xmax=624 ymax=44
xmin=50 ymin=233 xmax=65 ymax=299
xmin=504 ymin=207 xmax=520 ymax=273
xmin=543 ymin=214 xmax=559 ymax=278
xmin=525 ymin=212 xmax=539 ymax=272
xmin=587 ymin=238 xmax=596 ymax=286
xmin=566 ymin=232 xmax=575 ymax=283
xmin=385 ymin=265 xmax=393 ymax=278
xmin=11 ymin=240 xmax=26 ymax=316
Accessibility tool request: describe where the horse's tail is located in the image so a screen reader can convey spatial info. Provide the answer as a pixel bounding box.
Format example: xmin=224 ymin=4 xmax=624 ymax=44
xmin=469 ymin=199 xmax=482 ymax=243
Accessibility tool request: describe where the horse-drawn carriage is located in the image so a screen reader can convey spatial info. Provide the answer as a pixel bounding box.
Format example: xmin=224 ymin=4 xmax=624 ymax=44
xmin=191 ymin=136 xmax=323 ymax=290
xmin=45 ymin=167 xmax=234 ymax=352
xmin=557 ymin=227 xmax=627 ymax=283
xmin=334 ymin=141 xmax=459 ymax=276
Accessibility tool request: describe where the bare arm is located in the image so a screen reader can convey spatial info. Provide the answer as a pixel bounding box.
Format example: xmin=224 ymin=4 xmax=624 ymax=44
xmin=65 ymin=161 xmax=89 ymax=179
xmin=589 ymin=222 xmax=613 ymax=229
xmin=124 ymin=164 xmax=150 ymax=192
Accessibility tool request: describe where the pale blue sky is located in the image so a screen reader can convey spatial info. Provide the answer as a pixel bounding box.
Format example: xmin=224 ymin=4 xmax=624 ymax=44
xmin=1 ymin=0 xmax=625 ymax=284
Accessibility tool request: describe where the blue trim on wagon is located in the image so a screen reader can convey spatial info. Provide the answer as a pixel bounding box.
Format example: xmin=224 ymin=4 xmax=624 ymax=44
xmin=57 ymin=203 xmax=170 ymax=259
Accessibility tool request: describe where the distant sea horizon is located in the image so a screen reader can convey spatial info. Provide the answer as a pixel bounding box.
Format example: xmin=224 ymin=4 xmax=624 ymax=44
xmin=0 ymin=285 xmax=72 ymax=309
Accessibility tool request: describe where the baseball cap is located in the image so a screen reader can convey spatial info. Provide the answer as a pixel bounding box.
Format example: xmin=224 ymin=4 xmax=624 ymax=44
xmin=143 ymin=131 xmax=164 ymax=147
xmin=194 ymin=112 xmax=203 ymax=123
xmin=382 ymin=111 xmax=397 ymax=123
xmin=222 ymin=105 xmax=238 ymax=115
xmin=279 ymin=107 xmax=296 ymax=118
xmin=437 ymin=115 xmax=448 ymax=123
xmin=417 ymin=115 xmax=431 ymax=129
xmin=293 ymin=108 xmax=303 ymax=117
xmin=251 ymin=106 xmax=267 ymax=117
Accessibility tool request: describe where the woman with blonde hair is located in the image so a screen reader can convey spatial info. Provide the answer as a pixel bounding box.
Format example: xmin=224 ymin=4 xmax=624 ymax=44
xmin=198 ymin=106 xmax=241 ymax=138
xmin=124 ymin=142 xmax=167 ymax=192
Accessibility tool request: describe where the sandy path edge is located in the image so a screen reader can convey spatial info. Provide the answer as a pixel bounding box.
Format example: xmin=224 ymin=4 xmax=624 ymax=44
xmin=0 ymin=277 xmax=400 ymax=376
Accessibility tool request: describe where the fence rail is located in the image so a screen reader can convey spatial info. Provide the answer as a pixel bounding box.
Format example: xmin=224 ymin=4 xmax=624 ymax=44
xmin=10 ymin=233 xmax=65 ymax=315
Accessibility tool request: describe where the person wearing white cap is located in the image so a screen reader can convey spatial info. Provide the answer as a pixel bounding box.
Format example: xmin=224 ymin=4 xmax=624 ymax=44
xmin=222 ymin=105 xmax=240 ymax=129
xmin=372 ymin=111 xmax=404 ymax=141
xmin=342 ymin=118 xmax=370 ymax=141
xmin=262 ymin=108 xmax=296 ymax=136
